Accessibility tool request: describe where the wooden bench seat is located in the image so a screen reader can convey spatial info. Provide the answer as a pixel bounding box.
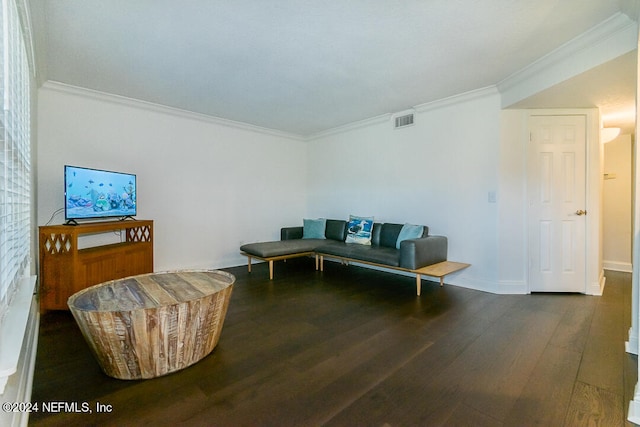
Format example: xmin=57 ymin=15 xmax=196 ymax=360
xmin=317 ymin=254 xmax=470 ymax=296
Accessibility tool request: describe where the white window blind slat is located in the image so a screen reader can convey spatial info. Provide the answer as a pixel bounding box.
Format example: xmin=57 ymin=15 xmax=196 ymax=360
xmin=0 ymin=0 xmax=31 ymax=326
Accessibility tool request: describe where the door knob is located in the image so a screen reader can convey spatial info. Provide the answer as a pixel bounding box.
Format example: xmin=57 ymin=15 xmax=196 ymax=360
xmin=575 ymin=209 xmax=587 ymax=216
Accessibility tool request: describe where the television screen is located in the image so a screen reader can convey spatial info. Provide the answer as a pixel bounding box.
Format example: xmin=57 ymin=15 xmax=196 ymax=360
xmin=64 ymin=165 xmax=137 ymax=221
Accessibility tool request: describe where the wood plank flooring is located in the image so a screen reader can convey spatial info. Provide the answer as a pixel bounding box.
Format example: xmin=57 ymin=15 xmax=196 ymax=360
xmin=29 ymin=260 xmax=638 ymax=426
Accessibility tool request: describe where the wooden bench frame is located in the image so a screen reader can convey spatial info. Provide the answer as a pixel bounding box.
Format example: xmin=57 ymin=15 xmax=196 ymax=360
xmin=242 ymin=251 xmax=316 ymax=280
xmin=241 ymin=250 xmax=470 ymax=296
xmin=316 ymin=254 xmax=469 ymax=296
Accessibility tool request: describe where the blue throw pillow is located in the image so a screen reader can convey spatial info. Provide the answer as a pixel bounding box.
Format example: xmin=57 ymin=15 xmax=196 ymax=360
xmin=345 ymin=215 xmax=374 ymax=245
xmin=396 ymin=224 xmax=424 ymax=249
xmin=302 ymin=218 xmax=326 ymax=239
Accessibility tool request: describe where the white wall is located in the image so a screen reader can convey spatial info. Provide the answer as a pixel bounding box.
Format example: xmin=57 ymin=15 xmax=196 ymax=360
xmin=36 ymin=83 xmax=607 ymax=296
xmin=37 ymin=83 xmax=308 ymax=271
xmin=306 ymin=89 xmax=502 ymax=291
xmin=497 ymin=110 xmax=527 ymax=292
xmin=603 ymin=134 xmax=633 ymax=272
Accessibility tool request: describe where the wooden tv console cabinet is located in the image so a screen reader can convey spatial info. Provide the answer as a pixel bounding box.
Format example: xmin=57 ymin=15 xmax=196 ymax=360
xmin=38 ymin=220 xmax=153 ymax=311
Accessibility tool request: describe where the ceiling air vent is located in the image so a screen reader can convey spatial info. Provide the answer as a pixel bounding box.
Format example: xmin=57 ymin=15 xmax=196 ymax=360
xmin=393 ymin=110 xmax=415 ymax=129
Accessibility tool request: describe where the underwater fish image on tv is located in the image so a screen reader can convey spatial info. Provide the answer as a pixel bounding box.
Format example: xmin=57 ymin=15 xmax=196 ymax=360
xmin=64 ymin=165 xmax=137 ymax=223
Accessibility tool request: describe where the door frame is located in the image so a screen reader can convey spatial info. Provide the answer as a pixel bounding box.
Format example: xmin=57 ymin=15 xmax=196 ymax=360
xmin=525 ymin=108 xmax=604 ymax=295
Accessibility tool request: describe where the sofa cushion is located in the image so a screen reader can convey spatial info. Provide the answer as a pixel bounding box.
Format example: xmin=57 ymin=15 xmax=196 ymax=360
xmin=316 ymin=242 xmax=400 ymax=267
xmin=303 ymin=218 xmax=326 ymax=239
xmin=379 ymin=223 xmax=404 ymax=248
xmin=281 ymin=226 xmax=303 ymax=240
xmin=370 ymin=222 xmax=383 ymax=246
xmin=345 ymin=215 xmax=374 ymax=245
xmin=241 ymin=240 xmax=325 ymax=258
xmin=325 ymin=219 xmax=347 ymax=241
xmin=396 ymin=224 xmax=425 ymax=249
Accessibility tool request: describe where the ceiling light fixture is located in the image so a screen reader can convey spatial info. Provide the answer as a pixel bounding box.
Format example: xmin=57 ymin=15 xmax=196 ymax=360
xmin=601 ymin=127 xmax=621 ymax=144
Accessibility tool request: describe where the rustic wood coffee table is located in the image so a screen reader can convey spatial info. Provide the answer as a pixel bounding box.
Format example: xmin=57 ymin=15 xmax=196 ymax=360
xmin=68 ymin=269 xmax=234 ymax=380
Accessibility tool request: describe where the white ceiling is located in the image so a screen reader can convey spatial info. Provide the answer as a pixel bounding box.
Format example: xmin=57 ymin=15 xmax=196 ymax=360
xmin=32 ymin=0 xmax=636 ymax=136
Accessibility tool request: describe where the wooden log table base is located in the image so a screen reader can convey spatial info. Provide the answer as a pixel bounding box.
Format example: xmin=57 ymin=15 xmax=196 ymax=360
xmin=67 ymin=270 xmax=235 ymax=380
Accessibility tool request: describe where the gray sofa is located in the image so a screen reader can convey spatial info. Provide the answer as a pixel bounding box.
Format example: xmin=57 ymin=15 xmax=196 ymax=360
xmin=240 ymin=219 xmax=449 ymax=295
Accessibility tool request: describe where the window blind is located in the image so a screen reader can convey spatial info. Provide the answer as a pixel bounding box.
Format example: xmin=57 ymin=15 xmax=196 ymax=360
xmin=0 ymin=0 xmax=31 ymax=327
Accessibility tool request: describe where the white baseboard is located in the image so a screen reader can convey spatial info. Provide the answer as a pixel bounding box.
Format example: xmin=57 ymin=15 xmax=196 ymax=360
xmin=585 ymin=270 xmax=606 ymax=296
xmin=627 ymin=326 xmax=638 ymax=355
xmin=629 ymin=383 xmax=640 ymax=425
xmin=603 ymin=260 xmax=633 ymax=273
xmin=496 ymin=280 xmax=528 ymax=294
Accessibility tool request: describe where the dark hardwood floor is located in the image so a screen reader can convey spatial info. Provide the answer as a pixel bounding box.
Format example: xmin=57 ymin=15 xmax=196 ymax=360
xmin=30 ymin=260 xmax=638 ymax=426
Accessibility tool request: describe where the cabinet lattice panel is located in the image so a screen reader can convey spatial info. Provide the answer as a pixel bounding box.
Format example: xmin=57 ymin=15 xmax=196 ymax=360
xmin=42 ymin=233 xmax=73 ymax=255
xmin=127 ymin=225 xmax=152 ymax=242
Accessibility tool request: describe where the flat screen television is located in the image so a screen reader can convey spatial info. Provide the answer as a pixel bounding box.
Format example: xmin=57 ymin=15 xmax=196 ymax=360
xmin=64 ymin=165 xmax=137 ymax=222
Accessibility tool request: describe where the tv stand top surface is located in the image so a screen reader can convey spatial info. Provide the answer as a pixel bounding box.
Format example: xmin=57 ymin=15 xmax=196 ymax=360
xmin=64 ymin=216 xmax=137 ymax=226
xmin=40 ymin=219 xmax=153 ymax=234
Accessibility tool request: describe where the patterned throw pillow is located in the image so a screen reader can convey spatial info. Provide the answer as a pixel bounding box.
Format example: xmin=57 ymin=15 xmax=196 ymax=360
xmin=345 ymin=215 xmax=374 ymax=245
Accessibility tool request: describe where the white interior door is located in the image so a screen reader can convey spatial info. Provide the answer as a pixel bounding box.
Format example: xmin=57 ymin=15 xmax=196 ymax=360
xmin=528 ymin=115 xmax=587 ymax=293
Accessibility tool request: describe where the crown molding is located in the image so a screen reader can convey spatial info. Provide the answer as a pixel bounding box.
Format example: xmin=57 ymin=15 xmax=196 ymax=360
xmin=40 ymin=81 xmax=306 ymax=142
xmin=498 ymin=12 xmax=638 ymax=108
xmin=307 ymin=86 xmax=499 ymax=141
xmin=305 ymin=113 xmax=392 ymax=141
xmin=413 ymin=86 xmax=499 ymax=114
